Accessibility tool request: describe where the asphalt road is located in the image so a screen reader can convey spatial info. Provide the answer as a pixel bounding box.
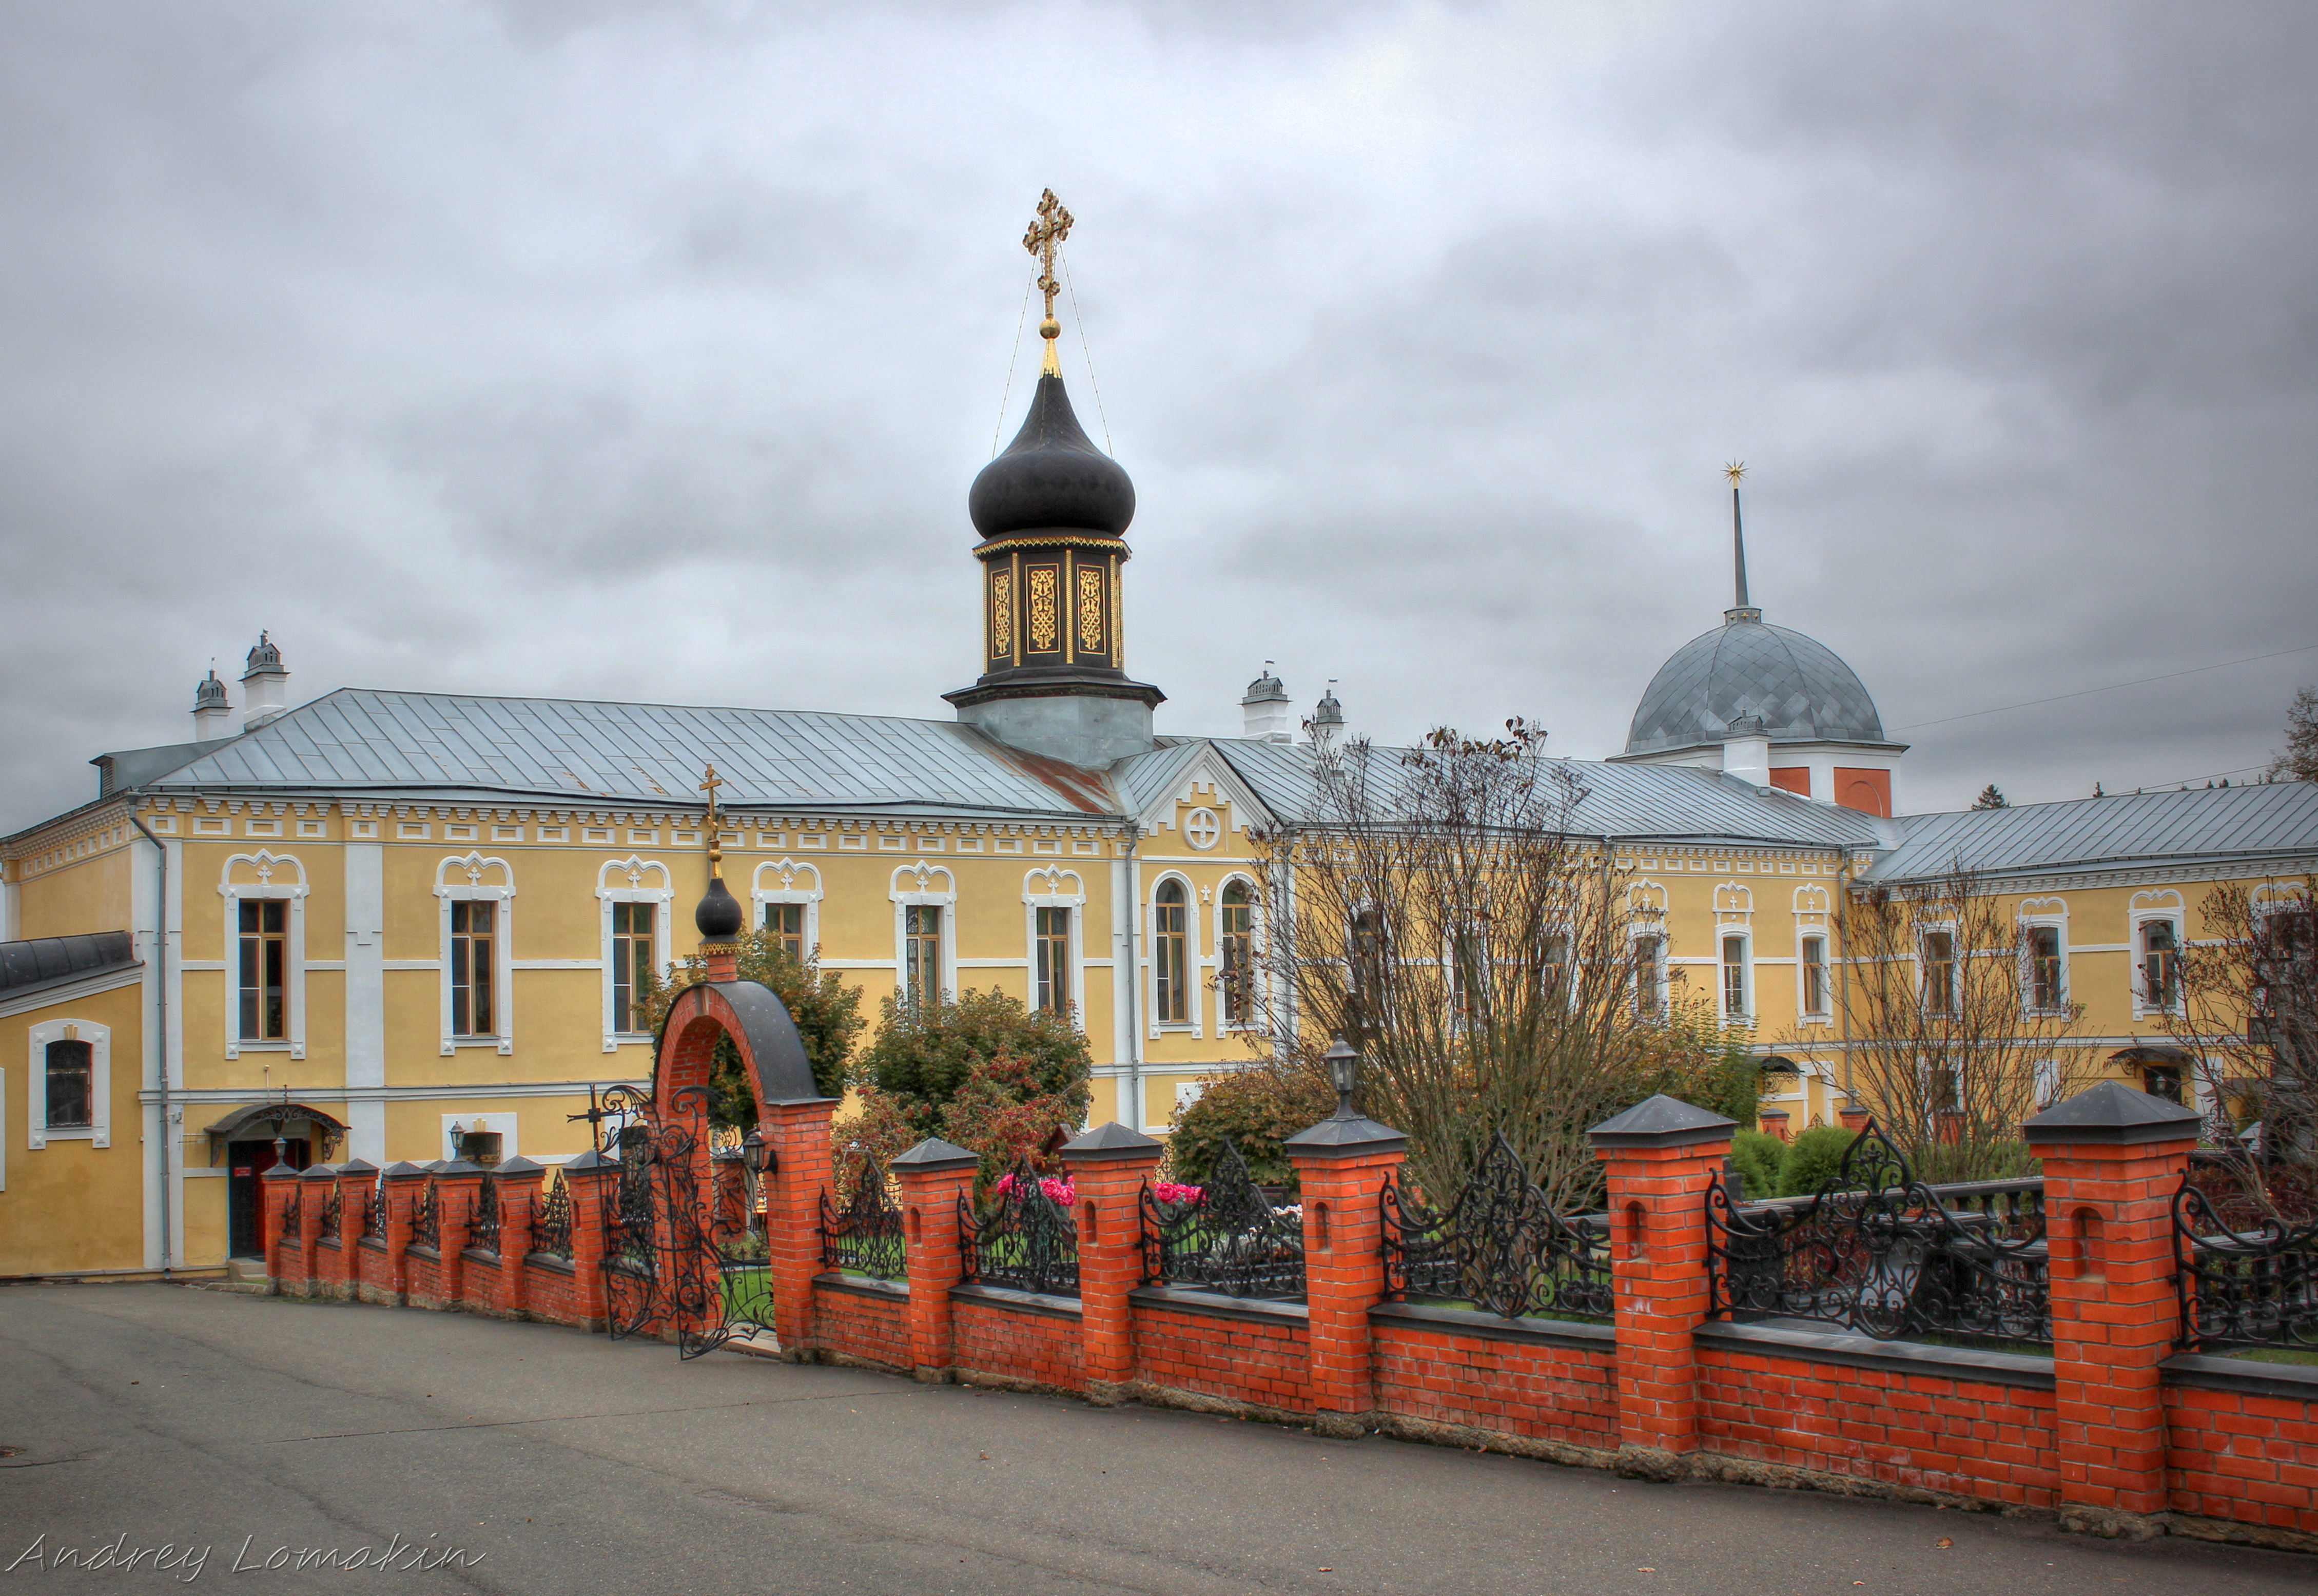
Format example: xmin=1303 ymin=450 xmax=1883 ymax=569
xmin=0 ymin=1283 xmax=2308 ymax=1596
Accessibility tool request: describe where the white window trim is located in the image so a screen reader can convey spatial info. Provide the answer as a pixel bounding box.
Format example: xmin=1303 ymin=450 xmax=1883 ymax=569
xmin=2018 ymin=898 xmax=2071 ymax=1018
xmin=1916 ymin=920 xmax=1961 ymax=1017
xmin=891 ymin=862 xmax=958 ymax=1004
xmin=1023 ymin=867 xmax=1086 ymax=1018
xmin=2130 ymin=891 xmax=2187 ymax=1018
xmin=1627 ymin=927 xmax=1669 ymax=1022
xmin=1718 ymin=930 xmax=1754 ymax=1023
xmin=1796 ymin=932 xmax=1832 ymax=1023
xmin=752 ymin=858 xmax=824 ymax=955
xmin=598 ymin=857 xmax=673 ymax=1052
xmin=28 ymin=1018 xmax=110 ymax=1149
xmin=219 ymin=850 xmax=309 ymax=1061
xmin=1213 ymin=871 xmax=1263 ymax=1033
xmin=1146 ymin=870 xmax=1200 ymax=1037
xmin=436 ymin=853 xmax=516 ymax=1057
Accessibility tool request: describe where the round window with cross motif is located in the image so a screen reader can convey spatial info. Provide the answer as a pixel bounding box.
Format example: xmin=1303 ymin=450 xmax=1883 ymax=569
xmin=1184 ymin=807 xmax=1221 ymax=850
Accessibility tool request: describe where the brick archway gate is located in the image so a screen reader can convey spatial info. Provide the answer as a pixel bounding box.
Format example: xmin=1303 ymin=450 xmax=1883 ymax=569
xmin=610 ymin=978 xmax=837 ymax=1358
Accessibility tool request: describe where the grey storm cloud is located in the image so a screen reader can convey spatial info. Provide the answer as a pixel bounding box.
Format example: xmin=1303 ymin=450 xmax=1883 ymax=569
xmin=3 ymin=0 xmax=2314 ymax=833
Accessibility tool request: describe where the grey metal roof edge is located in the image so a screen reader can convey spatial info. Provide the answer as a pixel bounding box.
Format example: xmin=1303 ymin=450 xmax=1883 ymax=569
xmin=0 ymin=957 xmax=144 ymax=1015
xmin=1861 ymin=844 xmax=2318 ymax=887
xmin=107 ymin=782 xmax=1121 ymax=825
xmin=1 ymin=790 xmax=148 ymax=852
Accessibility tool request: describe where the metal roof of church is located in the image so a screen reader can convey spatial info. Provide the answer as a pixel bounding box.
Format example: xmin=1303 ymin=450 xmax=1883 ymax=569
xmin=1859 ymin=781 xmax=2318 ymax=883
xmin=128 ymin=689 xmax=1124 ymax=820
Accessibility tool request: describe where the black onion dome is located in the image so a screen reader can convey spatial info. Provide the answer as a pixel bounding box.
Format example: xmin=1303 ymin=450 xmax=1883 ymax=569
xmin=968 ymin=373 xmax=1135 ymax=539
xmin=695 ymin=877 xmax=744 ymax=940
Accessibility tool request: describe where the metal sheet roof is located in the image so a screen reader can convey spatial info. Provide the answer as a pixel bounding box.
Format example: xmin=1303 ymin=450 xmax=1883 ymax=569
xmin=130 ymin=690 xmax=1121 ymax=820
xmin=1860 ymin=782 xmax=2318 ymax=883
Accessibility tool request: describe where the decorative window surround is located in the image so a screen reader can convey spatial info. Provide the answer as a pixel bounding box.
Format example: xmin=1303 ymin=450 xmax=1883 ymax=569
xmin=436 ymin=853 xmax=516 ymax=1056
xmin=2019 ymin=896 xmax=2071 ymax=1017
xmin=2130 ymin=889 xmax=2187 ymax=1018
xmin=1146 ymin=870 xmax=1201 ymax=1037
xmin=890 ymin=863 xmax=958 ymax=1002
xmin=751 ymin=859 xmax=824 ymax=959
xmin=1023 ymin=867 xmax=1085 ymax=1019
xmin=597 ymin=857 xmax=672 ymax=1053
xmin=219 ymin=850 xmax=308 ymax=1061
xmin=27 ymin=1018 xmax=110 ymax=1149
xmin=1213 ymin=871 xmax=1263 ymax=1032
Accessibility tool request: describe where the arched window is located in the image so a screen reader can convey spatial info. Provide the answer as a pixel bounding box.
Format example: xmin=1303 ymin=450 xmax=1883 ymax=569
xmin=44 ymin=1039 xmax=93 ymax=1129
xmin=1154 ymin=879 xmax=1189 ymax=1025
xmin=1219 ymin=881 xmax=1254 ymax=1025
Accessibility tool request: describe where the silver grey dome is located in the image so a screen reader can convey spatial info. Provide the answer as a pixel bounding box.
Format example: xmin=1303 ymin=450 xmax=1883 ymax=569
xmin=1625 ymin=611 xmax=1885 ymax=755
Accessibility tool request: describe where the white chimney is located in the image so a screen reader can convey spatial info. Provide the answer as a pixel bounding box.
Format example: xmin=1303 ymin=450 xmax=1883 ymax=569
xmin=1311 ymin=680 xmax=1345 ymax=754
xmin=1722 ymin=714 xmax=1771 ymax=787
xmin=240 ymin=631 xmax=289 ymax=730
xmin=1240 ymin=664 xmax=1291 ymax=743
xmin=191 ymin=670 xmax=232 ymax=736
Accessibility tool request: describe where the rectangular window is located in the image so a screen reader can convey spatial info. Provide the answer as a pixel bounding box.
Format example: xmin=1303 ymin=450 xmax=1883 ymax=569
xmin=451 ymin=900 xmax=495 ymax=1036
xmin=765 ymin=902 xmax=805 ymax=962
xmin=44 ymin=1040 xmax=93 ymax=1129
xmin=1631 ymin=935 xmax=1664 ymax=1021
xmin=611 ymin=901 xmax=654 ymax=1034
xmin=1721 ymin=935 xmax=1748 ymax=1018
xmin=1219 ymin=887 xmax=1254 ymax=1026
xmin=1153 ymin=886 xmax=1188 ymax=1024
xmin=1035 ymin=906 xmax=1071 ymax=1014
xmin=1539 ymin=933 xmax=1569 ymax=1007
xmin=2028 ymin=925 xmax=2063 ymax=1011
xmin=237 ymin=898 xmax=288 ymax=1040
xmin=1922 ymin=929 xmax=1957 ymax=1016
xmin=1801 ymin=935 xmax=1828 ymax=1016
xmin=2142 ymin=920 xmax=2180 ymax=1010
xmin=904 ymin=905 xmax=943 ymax=1006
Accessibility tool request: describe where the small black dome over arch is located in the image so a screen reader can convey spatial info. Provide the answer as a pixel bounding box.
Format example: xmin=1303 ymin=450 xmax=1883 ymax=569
xmin=968 ymin=374 xmax=1135 ymax=540
xmin=695 ymin=877 xmax=744 ymax=940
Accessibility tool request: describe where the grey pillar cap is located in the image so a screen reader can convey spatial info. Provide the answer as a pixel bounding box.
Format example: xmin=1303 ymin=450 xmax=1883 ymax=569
xmin=892 ymin=1136 xmax=980 ymax=1173
xmin=1060 ymin=1122 xmax=1163 ymax=1162
xmin=493 ymin=1155 xmax=546 ymax=1176
xmin=561 ymin=1149 xmax=616 ymax=1173
xmin=2022 ymin=1080 xmax=2203 ymax=1146
xmin=435 ymin=1158 xmax=484 ymax=1176
xmin=334 ymin=1158 xmax=379 ymax=1176
xmin=298 ymin=1162 xmax=339 ymax=1180
xmin=1588 ymin=1095 xmax=1737 ymax=1150
xmin=381 ymin=1161 xmax=431 ymax=1179
xmin=262 ymin=1161 xmax=301 ymax=1180
xmin=1283 ymin=1111 xmax=1408 ymax=1160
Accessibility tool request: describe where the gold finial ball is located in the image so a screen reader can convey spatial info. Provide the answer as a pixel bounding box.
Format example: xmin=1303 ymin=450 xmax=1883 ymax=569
xmin=1039 ymin=318 xmax=1060 ymax=340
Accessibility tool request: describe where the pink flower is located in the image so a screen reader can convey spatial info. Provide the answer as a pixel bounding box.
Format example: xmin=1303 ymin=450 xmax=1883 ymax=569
xmin=1154 ymin=1181 xmax=1205 ymax=1205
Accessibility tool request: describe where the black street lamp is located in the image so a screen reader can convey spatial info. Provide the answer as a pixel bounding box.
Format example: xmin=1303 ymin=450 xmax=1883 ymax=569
xmin=741 ymin=1128 xmax=775 ymax=1176
xmin=1324 ymin=1036 xmax=1361 ymax=1119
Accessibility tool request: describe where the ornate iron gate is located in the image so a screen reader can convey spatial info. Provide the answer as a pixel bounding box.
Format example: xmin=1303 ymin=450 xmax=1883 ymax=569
xmin=601 ymin=1086 xmax=776 ymax=1359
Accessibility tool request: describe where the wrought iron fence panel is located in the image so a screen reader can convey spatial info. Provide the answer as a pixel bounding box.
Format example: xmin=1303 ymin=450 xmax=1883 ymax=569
xmin=469 ymin=1174 xmax=502 ymax=1255
xmin=1139 ymin=1140 xmax=1304 ymax=1299
xmin=532 ymin=1171 xmax=573 ymax=1259
xmin=1706 ymin=1122 xmax=2049 ymax=1346
xmin=411 ymin=1178 xmax=441 ymax=1252
xmin=1378 ymin=1132 xmax=1612 ymax=1322
xmin=602 ymin=1088 xmax=777 ymax=1358
xmin=961 ymin=1159 xmax=1079 ymax=1297
xmin=318 ymin=1181 xmax=343 ymax=1243
xmin=2175 ymin=1178 xmax=2318 ymax=1353
xmin=281 ymin=1188 xmax=301 ymax=1242
xmin=820 ymin=1160 xmax=907 ymax=1280
xmin=362 ymin=1175 xmax=388 ymax=1244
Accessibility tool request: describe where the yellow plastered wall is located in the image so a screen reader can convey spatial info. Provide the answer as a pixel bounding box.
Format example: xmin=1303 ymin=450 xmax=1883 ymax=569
xmin=0 ymin=981 xmax=146 ymax=1275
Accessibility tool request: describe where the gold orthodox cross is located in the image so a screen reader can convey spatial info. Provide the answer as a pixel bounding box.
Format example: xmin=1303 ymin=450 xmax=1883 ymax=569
xmin=1023 ymin=189 xmax=1073 ymax=373
xmin=699 ymin=764 xmax=726 ymax=877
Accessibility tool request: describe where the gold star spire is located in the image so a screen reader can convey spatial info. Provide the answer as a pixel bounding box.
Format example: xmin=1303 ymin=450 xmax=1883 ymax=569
xmin=1023 ymin=188 xmax=1074 ymax=378
xmin=1725 ymin=460 xmax=1745 ymax=487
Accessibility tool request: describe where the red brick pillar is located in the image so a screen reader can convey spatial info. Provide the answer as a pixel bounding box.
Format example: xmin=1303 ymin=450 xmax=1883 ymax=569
xmin=295 ymin=1164 xmax=333 ymax=1296
xmin=434 ymin=1161 xmax=484 ymax=1309
xmin=334 ymin=1158 xmax=378 ymax=1300
xmin=559 ymin=1149 xmax=620 ymax=1331
xmin=262 ymin=1163 xmax=300 ymax=1293
xmin=380 ymin=1161 xmax=430 ymax=1306
xmin=759 ymin=1098 xmax=838 ymax=1359
xmin=1590 ymin=1095 xmax=1738 ymax=1475
xmin=2025 ymin=1082 xmax=2202 ymax=1535
xmin=1286 ymin=1106 xmax=1409 ymax=1439
xmin=493 ymin=1156 xmax=548 ymax=1318
xmin=1062 ymin=1123 xmax=1165 ymax=1405
xmin=894 ymin=1136 xmax=982 ymax=1381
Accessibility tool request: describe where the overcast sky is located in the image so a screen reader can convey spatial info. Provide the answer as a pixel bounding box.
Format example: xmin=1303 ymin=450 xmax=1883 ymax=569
xmin=4 ymin=1 xmax=2314 ymax=833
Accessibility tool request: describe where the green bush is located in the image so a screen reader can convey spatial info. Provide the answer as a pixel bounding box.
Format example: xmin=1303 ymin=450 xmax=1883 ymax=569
xmin=862 ymin=987 xmax=1092 ymax=1139
xmin=1168 ymin=1062 xmax=1336 ymax=1193
xmin=1727 ymin=1130 xmax=1786 ymax=1199
xmin=1777 ymin=1124 xmax=1863 ymax=1197
xmin=644 ymin=925 xmax=867 ymax=1127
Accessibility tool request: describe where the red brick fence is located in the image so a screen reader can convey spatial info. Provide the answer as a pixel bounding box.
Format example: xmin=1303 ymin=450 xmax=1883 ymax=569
xmin=264 ymin=1086 xmax=2318 ymax=1554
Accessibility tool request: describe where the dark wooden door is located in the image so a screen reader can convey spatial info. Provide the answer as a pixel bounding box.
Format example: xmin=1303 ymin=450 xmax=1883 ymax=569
xmin=226 ymin=1137 xmax=310 ymax=1257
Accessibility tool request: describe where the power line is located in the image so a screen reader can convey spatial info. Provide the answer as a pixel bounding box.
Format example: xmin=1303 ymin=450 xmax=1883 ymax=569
xmin=1890 ymin=642 xmax=2318 ymax=733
